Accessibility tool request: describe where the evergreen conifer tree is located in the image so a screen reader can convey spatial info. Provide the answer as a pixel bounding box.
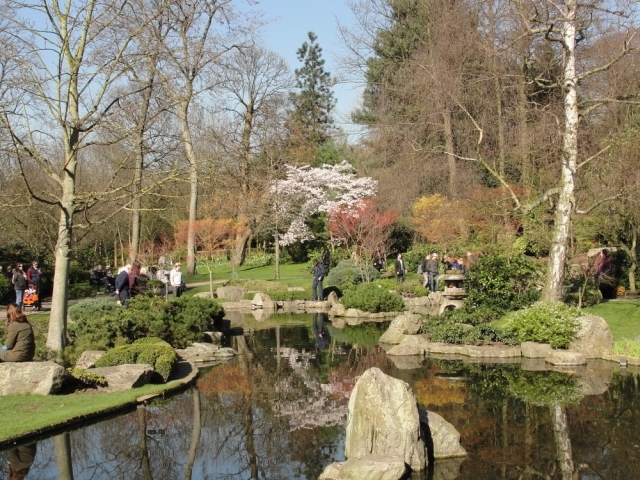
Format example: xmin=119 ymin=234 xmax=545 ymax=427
xmin=288 ymin=32 xmax=336 ymax=151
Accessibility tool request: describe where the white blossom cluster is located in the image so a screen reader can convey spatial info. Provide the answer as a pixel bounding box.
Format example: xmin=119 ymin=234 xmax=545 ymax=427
xmin=271 ymin=161 xmax=378 ymax=245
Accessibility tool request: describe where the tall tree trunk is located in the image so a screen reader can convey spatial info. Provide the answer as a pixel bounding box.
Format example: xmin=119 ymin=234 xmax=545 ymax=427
xmin=48 ymin=152 xmax=77 ymax=353
xmin=54 ymin=432 xmax=75 ymax=480
xmin=232 ymin=225 xmax=252 ymax=267
xmin=129 ymin=72 xmax=156 ymax=264
xmin=621 ymin=225 xmax=638 ymax=294
xmin=541 ymin=0 xmax=578 ymax=302
xmin=178 ymin=101 xmax=198 ymax=275
xmin=487 ymin=0 xmax=505 ymax=178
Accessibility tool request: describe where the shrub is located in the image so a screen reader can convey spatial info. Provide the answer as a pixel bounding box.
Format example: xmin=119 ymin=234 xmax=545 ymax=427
xmin=325 ymin=260 xmax=380 ymax=292
xmin=440 ymin=305 xmax=506 ymax=326
xmin=503 ymin=302 xmax=580 ymax=348
xmin=67 ymin=367 xmax=107 ymax=388
xmin=144 ymin=279 xmax=166 ymax=297
xmin=244 ymin=253 xmax=274 ymax=268
xmin=462 ymin=324 xmax=506 ymax=345
xmin=68 ymin=296 xmax=225 ymax=350
xmin=341 ymin=283 xmax=404 ymax=313
xmin=68 ymin=263 xmax=90 ymax=284
xmin=95 ymin=339 xmax=178 ymax=382
xmin=465 ymin=253 xmax=541 ymax=311
xmin=563 ymin=289 xmax=600 ymax=308
xmin=371 ymin=278 xmax=398 ymax=290
xmin=427 ymin=322 xmax=468 ymax=344
xmin=0 ymin=275 xmax=12 ymax=304
xmin=68 ymin=284 xmax=95 ymax=299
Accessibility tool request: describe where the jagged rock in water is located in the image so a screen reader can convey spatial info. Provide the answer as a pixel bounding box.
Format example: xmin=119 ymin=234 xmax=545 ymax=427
xmin=379 ymin=313 xmax=423 ymax=345
xmin=318 ymin=455 xmax=407 ymax=480
xmin=570 ymin=315 xmax=613 ymax=358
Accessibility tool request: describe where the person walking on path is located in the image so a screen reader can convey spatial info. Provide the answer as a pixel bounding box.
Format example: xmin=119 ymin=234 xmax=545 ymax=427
xmin=425 ymin=253 xmax=440 ymax=292
xmin=26 ymin=261 xmax=42 ymax=311
xmin=311 ymin=259 xmax=326 ymax=301
xmin=170 ymin=263 xmax=183 ymax=298
xmin=395 ymin=253 xmax=405 ymax=283
xmin=115 ymin=264 xmax=132 ymax=307
xmin=373 ymin=247 xmax=384 ymax=272
xmin=11 ymin=264 xmax=27 ymax=309
xmin=0 ymin=303 xmax=35 ymax=363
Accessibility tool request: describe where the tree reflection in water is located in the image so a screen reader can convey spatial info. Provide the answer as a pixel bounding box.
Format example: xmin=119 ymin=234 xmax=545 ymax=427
xmin=2 ymin=322 xmax=640 ymax=479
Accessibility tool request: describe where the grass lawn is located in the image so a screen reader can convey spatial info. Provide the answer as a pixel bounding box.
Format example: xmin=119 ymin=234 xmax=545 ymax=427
xmin=184 ymin=263 xmax=311 ymax=289
xmin=0 ymin=382 xmax=182 ymax=443
xmin=582 ymin=299 xmax=640 ymax=341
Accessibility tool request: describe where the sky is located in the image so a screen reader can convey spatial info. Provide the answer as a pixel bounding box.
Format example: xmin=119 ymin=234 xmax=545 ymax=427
xmin=252 ymin=0 xmax=365 ymax=135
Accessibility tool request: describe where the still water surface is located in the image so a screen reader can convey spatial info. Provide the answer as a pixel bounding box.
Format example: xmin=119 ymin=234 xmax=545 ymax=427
xmin=2 ymin=313 xmax=640 ymax=480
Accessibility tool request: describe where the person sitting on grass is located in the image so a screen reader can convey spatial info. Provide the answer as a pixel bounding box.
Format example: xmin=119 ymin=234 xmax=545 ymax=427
xmin=0 ymin=303 xmax=36 ymax=363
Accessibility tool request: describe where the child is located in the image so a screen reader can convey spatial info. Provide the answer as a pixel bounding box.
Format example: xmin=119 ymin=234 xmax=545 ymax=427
xmin=22 ymin=283 xmax=39 ymax=310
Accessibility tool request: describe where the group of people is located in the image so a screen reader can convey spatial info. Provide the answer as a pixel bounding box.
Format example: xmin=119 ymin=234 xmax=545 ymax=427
xmin=4 ymin=261 xmax=42 ymax=311
xmin=110 ymin=261 xmax=184 ymax=307
xmin=393 ymin=250 xmax=479 ymax=290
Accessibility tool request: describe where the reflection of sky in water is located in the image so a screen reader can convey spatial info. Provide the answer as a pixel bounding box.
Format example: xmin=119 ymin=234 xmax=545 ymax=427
xmin=2 ymin=318 xmax=640 ymax=479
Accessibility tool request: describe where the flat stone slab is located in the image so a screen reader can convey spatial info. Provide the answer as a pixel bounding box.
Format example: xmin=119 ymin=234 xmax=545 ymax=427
xmin=0 ymin=361 xmax=66 ymax=395
xmin=75 ymin=350 xmax=106 ymax=369
xmin=305 ymin=301 xmax=331 ymax=309
xmin=220 ymin=300 xmax=253 ymax=310
xmin=424 ymin=343 xmax=468 ymax=355
xmin=521 ymin=358 xmax=548 ymax=371
xmin=462 ymin=346 xmax=522 ymax=358
xmin=91 ymin=364 xmax=154 ymax=391
xmin=545 ymin=350 xmax=587 ymax=366
xmin=602 ymin=354 xmax=640 ymax=366
xmin=521 ymin=342 xmax=552 ymax=358
xmin=386 ymin=343 xmax=426 ymax=357
xmin=176 ymin=343 xmax=237 ymax=363
xmin=319 ymin=455 xmax=407 ymax=480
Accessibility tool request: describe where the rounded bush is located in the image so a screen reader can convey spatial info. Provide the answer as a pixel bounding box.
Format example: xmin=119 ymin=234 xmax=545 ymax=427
xmin=95 ymin=341 xmax=178 ymax=382
xmin=341 ymin=283 xmax=404 ymax=313
xmin=325 ymin=260 xmax=380 ymax=291
xmin=503 ymin=302 xmax=580 ymax=348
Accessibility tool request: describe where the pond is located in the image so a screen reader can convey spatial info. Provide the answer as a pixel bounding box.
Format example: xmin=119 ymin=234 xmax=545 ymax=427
xmin=2 ymin=313 xmax=640 ymax=480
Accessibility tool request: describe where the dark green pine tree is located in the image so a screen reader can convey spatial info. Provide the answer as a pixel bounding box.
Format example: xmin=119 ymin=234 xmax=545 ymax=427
xmin=288 ymin=32 xmax=336 ymax=150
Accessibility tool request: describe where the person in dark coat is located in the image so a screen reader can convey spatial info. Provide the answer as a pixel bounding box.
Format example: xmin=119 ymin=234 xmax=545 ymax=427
xmin=395 ymin=253 xmax=405 ymax=283
xmin=0 ymin=303 xmax=35 ymax=363
xmin=321 ymin=246 xmax=331 ymax=273
xmin=26 ymin=260 xmax=42 ymax=311
xmin=311 ymin=259 xmax=326 ymax=301
xmin=115 ymin=264 xmax=132 ymax=307
xmin=11 ymin=264 xmax=27 ymax=309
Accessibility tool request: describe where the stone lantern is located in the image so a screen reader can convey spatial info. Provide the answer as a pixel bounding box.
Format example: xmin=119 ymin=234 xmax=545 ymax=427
xmin=436 ymin=273 xmax=466 ymax=314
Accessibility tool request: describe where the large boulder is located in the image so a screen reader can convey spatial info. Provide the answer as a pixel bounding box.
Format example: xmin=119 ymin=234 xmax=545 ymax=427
xmin=545 ymin=350 xmax=587 ymax=366
xmin=319 ymin=455 xmax=407 ymax=480
xmin=379 ymin=314 xmax=423 ymax=345
xmin=420 ymin=409 xmax=467 ymax=459
xmin=89 ymin=364 xmax=154 ymax=391
xmin=521 ymin=342 xmax=552 ymax=358
xmin=215 ymin=286 xmax=247 ymax=301
xmin=570 ymin=315 xmax=613 ymax=358
xmin=176 ymin=343 xmax=237 ymax=363
xmin=251 ymin=293 xmax=276 ymax=311
xmin=75 ymin=350 xmax=106 ymax=369
xmin=0 ymin=361 xmax=66 ymax=395
xmin=345 ymin=367 xmax=426 ymax=471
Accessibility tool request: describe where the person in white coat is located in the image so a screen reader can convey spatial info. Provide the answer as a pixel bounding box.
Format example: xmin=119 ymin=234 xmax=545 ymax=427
xmin=169 ymin=263 xmax=183 ymax=298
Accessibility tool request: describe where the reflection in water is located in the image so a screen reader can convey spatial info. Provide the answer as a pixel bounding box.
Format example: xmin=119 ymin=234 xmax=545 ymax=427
xmin=7 ymin=442 xmax=36 ymax=480
xmin=2 ymin=320 xmax=640 ymax=479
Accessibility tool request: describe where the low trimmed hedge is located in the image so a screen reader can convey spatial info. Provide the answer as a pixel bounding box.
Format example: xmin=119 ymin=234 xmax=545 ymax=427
xmin=242 ymin=290 xmax=309 ymax=301
xmin=502 ymin=302 xmax=580 ymax=348
xmin=95 ymin=338 xmax=178 ymax=382
xmin=68 ymin=296 xmax=225 ymax=351
xmin=342 ymin=283 xmax=404 ymax=313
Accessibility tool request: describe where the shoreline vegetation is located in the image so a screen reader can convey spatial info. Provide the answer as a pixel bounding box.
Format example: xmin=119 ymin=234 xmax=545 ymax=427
xmin=1 ymin=263 xmax=640 ymax=446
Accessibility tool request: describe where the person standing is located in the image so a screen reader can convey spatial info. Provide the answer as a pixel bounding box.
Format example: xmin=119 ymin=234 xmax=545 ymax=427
xmin=311 ymin=259 xmax=326 ymax=301
xmin=115 ymin=265 xmax=132 ymax=307
xmin=11 ymin=264 xmax=27 ymax=309
xmin=420 ymin=254 xmax=430 ymax=289
xmin=170 ymin=263 xmax=183 ymax=298
xmin=426 ymin=253 xmax=440 ymax=292
xmin=26 ymin=261 xmax=42 ymax=311
xmin=4 ymin=265 xmax=13 ymax=280
xmin=321 ymin=245 xmax=331 ymax=273
xmin=395 ymin=253 xmax=405 ymax=283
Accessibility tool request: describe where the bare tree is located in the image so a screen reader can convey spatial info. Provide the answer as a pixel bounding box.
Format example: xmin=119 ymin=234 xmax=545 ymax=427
xmin=156 ymin=0 xmax=254 ymax=275
xmin=0 ymin=0 xmax=166 ymax=353
xmin=212 ymin=46 xmax=293 ymax=266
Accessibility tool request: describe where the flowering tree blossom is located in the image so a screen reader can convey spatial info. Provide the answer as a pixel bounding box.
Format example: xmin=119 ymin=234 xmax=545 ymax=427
xmin=271 ymin=161 xmax=378 ymax=245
